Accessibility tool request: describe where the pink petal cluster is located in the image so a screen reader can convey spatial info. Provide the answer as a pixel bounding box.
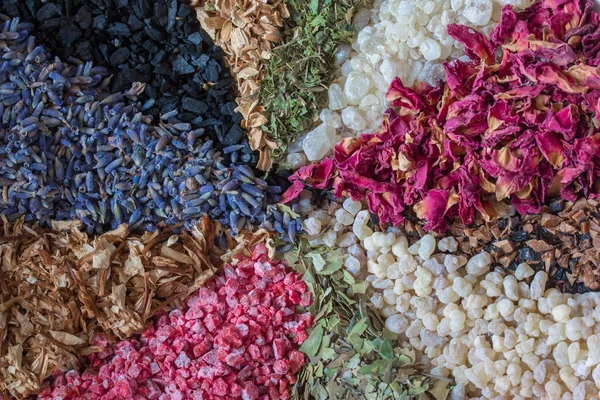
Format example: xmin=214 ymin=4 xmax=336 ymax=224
xmin=283 ymin=0 xmax=600 ymax=232
xmin=38 ymin=244 xmax=312 ymax=400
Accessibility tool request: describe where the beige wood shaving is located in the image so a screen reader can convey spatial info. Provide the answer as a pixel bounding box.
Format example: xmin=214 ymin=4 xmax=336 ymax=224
xmin=193 ymin=0 xmax=289 ymax=171
xmin=0 ymin=216 xmax=221 ymax=398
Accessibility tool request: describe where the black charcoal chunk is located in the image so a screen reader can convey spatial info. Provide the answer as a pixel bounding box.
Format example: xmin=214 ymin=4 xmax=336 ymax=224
xmin=37 ymin=3 xmax=62 ymax=21
xmin=173 ymin=55 xmax=194 ymax=74
xmin=107 ymin=22 xmax=131 ymax=36
xmin=182 ymin=97 xmax=208 ymax=114
xmin=109 ymin=47 xmax=131 ymax=66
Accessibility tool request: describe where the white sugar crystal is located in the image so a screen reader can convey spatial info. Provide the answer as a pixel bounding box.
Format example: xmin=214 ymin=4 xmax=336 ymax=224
xmin=335 ymin=208 xmax=354 ymax=226
xmin=302 ymin=217 xmax=322 ymax=236
xmin=341 ymin=107 xmax=367 ymax=131
xmin=344 ymin=72 xmax=372 ymax=105
xmin=319 ymin=109 xmax=342 ymax=128
xmin=463 ymin=0 xmax=493 ymax=26
xmin=552 ymin=304 xmax=572 ymax=323
xmin=420 ymin=38 xmax=442 ymax=61
xmin=466 ymin=252 xmax=492 ymax=276
xmin=438 ymin=237 xmax=458 ymax=253
xmin=322 ymin=230 xmax=336 ymax=247
xmin=359 ymin=94 xmax=380 ymax=108
xmin=337 ymin=232 xmax=357 ymax=248
xmin=352 ymin=8 xmax=372 ymax=30
xmin=285 ymin=152 xmax=307 ymax=170
xmin=344 ymin=255 xmax=361 ymax=275
xmin=302 ymin=123 xmax=337 ymax=161
xmin=380 ymin=58 xmax=402 ymax=84
xmin=334 ymin=43 xmax=352 ymax=65
xmin=530 ymin=271 xmax=549 ymax=300
xmin=386 ymin=314 xmax=409 ymax=334
xmin=515 ymin=263 xmax=535 ymax=281
xmin=503 ymin=275 xmax=519 ymax=301
xmin=328 ymin=83 xmax=347 ymax=110
xmin=342 ymin=198 xmax=362 ymax=216
xmin=417 ymin=234 xmax=436 ymax=260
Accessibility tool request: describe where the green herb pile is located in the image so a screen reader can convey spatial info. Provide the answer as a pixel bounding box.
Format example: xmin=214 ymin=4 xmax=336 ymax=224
xmin=260 ymin=0 xmax=359 ymax=164
xmin=285 ymin=240 xmax=451 ymax=400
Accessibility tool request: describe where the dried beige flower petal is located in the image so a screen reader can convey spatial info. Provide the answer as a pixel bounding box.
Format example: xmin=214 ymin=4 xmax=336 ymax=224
xmin=195 ymin=0 xmax=289 ymax=171
xmin=0 ymin=216 xmax=222 ymax=398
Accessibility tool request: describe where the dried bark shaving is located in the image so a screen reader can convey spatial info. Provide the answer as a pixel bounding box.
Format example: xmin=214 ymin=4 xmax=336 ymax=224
xmin=445 ymin=199 xmax=600 ymax=293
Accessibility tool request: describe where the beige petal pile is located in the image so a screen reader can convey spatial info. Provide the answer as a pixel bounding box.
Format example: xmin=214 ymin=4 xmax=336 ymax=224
xmin=0 ymin=217 xmax=220 ymax=398
xmin=194 ymin=0 xmax=288 ymax=171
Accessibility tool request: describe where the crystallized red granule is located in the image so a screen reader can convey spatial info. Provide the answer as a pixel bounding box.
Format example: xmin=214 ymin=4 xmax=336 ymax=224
xmin=38 ymin=244 xmax=312 ymax=400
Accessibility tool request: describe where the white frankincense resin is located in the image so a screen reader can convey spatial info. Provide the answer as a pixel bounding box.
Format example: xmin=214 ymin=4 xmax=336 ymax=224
xmin=295 ymin=0 xmax=535 ymax=162
xmin=358 ymin=232 xmax=600 ymax=400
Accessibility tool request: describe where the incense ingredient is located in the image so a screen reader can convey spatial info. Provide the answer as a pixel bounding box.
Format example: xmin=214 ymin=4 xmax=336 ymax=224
xmin=363 ymin=231 xmax=600 ymax=398
xmin=39 ymin=244 xmax=311 ymax=400
xmin=0 ymin=217 xmax=218 ymax=398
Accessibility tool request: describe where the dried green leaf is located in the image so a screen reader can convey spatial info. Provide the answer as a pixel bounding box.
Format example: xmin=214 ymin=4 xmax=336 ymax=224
xmin=428 ymin=379 xmax=451 ymax=400
xmin=299 ymin=323 xmax=324 ymax=357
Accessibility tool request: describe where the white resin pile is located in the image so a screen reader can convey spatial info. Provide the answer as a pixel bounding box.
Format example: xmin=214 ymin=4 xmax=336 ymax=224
xmin=296 ymin=0 xmax=535 ymax=163
xmin=360 ymin=233 xmax=600 ymax=400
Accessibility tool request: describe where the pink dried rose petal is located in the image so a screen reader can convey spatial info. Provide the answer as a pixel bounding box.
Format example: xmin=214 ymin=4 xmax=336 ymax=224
xmin=283 ymin=0 xmax=600 ymax=232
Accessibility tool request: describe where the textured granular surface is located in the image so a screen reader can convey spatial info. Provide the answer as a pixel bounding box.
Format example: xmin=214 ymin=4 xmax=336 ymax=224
xmin=0 ymin=14 xmax=302 ymax=237
xmin=38 ymin=244 xmax=312 ymax=400
xmin=1 ymin=0 xmax=248 ymax=152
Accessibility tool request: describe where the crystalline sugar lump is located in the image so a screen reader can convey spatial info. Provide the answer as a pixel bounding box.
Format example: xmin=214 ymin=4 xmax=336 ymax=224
xmin=302 ymin=123 xmax=337 ymax=161
xmin=328 ymin=83 xmax=348 ymax=110
xmin=420 ymin=38 xmax=442 ymax=61
xmin=463 ymin=0 xmax=493 ymax=26
xmin=319 ymin=109 xmax=342 ymax=128
xmin=344 ymin=72 xmax=372 ymax=105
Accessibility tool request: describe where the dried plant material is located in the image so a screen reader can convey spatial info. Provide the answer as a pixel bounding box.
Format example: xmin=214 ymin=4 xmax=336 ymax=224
xmin=194 ymin=0 xmax=289 ymax=171
xmin=444 ymin=198 xmax=600 ymax=293
xmin=0 ymin=216 xmax=222 ymax=399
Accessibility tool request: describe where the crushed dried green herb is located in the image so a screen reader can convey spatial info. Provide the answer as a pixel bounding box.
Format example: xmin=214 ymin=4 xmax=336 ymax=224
xmin=285 ymin=239 xmax=451 ymax=400
xmin=259 ymin=0 xmax=360 ymax=165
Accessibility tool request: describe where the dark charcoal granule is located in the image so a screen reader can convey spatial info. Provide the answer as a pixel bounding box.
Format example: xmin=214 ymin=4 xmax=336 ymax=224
xmin=508 ymin=230 xmax=528 ymax=242
xmin=549 ymin=200 xmax=563 ymax=213
xmin=1 ymin=0 xmax=254 ymax=161
xmin=538 ymin=227 xmax=562 ymax=246
xmin=517 ymin=247 xmax=539 ymax=261
xmin=0 ymin=17 xmax=301 ymax=245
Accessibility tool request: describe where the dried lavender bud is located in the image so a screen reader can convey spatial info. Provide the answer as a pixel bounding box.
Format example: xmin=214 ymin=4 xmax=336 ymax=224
xmin=0 ymin=17 xmax=301 ymax=242
xmin=2 ymin=0 xmax=251 ymax=156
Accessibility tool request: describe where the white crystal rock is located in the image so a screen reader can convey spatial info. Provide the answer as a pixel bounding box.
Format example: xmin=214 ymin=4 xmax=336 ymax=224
xmin=344 ymin=255 xmax=362 ymax=275
xmin=302 ymin=217 xmax=322 ymax=236
xmin=341 ymin=107 xmax=367 ymax=131
xmin=359 ymin=94 xmax=380 ymax=109
xmin=286 ymin=152 xmax=307 ymax=169
xmin=463 ymin=0 xmax=493 ymax=26
xmin=328 ymin=83 xmax=347 ymax=110
xmin=344 ymin=72 xmax=371 ymax=105
xmin=319 ymin=109 xmax=342 ymax=128
xmin=380 ymin=58 xmax=401 ymax=85
xmin=420 ymin=39 xmax=442 ymax=61
xmin=302 ymin=123 xmax=337 ymax=161
xmin=343 ymin=198 xmax=363 ymax=216
xmin=338 ymin=232 xmax=358 ymax=247
xmin=335 ymin=208 xmax=354 ymax=226
xmin=418 ymin=61 xmax=445 ymax=86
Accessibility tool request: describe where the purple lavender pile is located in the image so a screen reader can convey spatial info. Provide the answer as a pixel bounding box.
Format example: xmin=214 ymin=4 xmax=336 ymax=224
xmin=0 ymin=15 xmax=301 ymax=240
